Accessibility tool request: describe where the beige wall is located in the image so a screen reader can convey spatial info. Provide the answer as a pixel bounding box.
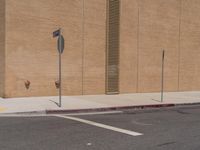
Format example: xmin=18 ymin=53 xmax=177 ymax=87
xmin=119 ymin=0 xmax=138 ymax=93
xmin=120 ymin=0 xmax=180 ymax=93
xmin=2 ymin=0 xmax=200 ymax=97
xmin=120 ymin=0 xmax=200 ymax=93
xmin=179 ymin=0 xmax=200 ymax=91
xmin=0 ymin=0 xmax=5 ymax=97
xmin=4 ymin=0 xmax=106 ymax=97
xmin=83 ymin=0 xmax=106 ymax=94
xmin=5 ymin=0 xmax=83 ymax=97
xmin=137 ymin=0 xmax=180 ymax=92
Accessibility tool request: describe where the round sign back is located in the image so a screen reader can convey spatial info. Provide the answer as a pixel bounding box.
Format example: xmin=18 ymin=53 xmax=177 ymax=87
xmin=57 ymin=35 xmax=64 ymax=54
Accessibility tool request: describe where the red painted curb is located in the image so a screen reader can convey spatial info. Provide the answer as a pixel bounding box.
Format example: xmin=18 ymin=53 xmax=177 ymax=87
xmin=46 ymin=103 xmax=175 ymax=114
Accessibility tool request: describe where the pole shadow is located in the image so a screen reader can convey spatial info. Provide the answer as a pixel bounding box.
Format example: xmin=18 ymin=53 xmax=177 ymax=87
xmin=49 ymin=100 xmax=60 ymax=107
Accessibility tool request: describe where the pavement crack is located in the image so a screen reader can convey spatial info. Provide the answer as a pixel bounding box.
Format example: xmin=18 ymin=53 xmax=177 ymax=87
xmin=131 ymin=120 xmax=153 ymax=126
xmin=176 ymin=110 xmax=191 ymax=115
xmin=157 ymin=141 xmax=176 ymax=147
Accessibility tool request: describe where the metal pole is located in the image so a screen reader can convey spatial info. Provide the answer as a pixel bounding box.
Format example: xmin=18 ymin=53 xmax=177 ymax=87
xmin=59 ymin=28 xmax=62 ymax=107
xmin=161 ymin=50 xmax=165 ymax=102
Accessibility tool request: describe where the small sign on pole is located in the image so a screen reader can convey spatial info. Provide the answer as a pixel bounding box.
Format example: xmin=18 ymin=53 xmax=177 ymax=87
xmin=53 ymin=28 xmax=64 ymax=107
xmin=53 ymin=29 xmax=60 ymax=38
xmin=57 ymin=35 xmax=64 ymax=54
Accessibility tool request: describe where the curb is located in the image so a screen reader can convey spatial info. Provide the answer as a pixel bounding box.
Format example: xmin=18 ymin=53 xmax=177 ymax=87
xmin=0 ymin=110 xmax=46 ymax=116
xmin=175 ymin=102 xmax=200 ymax=106
xmin=1 ymin=102 xmax=200 ymax=115
xmin=46 ymin=103 xmax=175 ymax=114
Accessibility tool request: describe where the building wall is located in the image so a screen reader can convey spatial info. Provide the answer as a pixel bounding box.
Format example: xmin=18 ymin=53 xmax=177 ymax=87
xmin=82 ymin=0 xmax=106 ymax=94
xmin=0 ymin=0 xmax=5 ymax=97
xmin=120 ymin=0 xmax=200 ymax=93
xmin=4 ymin=0 xmax=106 ymax=97
xmin=5 ymin=0 xmax=82 ymax=97
xmin=3 ymin=0 xmax=200 ymax=97
xmin=179 ymin=0 xmax=200 ymax=91
xmin=120 ymin=0 xmax=180 ymax=93
xmin=137 ymin=0 xmax=180 ymax=92
xmin=119 ymin=0 xmax=138 ymax=93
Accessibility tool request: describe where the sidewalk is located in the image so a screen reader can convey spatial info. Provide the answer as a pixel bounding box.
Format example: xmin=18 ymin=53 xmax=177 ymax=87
xmin=1 ymin=91 xmax=200 ymax=114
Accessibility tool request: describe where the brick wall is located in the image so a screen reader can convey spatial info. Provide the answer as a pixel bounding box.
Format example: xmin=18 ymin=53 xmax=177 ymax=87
xmin=4 ymin=0 xmax=106 ymax=97
xmin=179 ymin=0 xmax=200 ymax=91
xmin=0 ymin=0 xmax=5 ymax=97
xmin=3 ymin=0 xmax=200 ymax=97
xmin=120 ymin=0 xmax=200 ymax=93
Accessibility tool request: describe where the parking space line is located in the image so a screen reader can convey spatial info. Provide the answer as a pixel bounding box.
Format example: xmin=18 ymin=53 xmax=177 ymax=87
xmin=54 ymin=115 xmax=143 ymax=137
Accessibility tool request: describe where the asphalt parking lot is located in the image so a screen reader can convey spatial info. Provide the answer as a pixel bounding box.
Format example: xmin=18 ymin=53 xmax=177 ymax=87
xmin=0 ymin=105 xmax=200 ymax=150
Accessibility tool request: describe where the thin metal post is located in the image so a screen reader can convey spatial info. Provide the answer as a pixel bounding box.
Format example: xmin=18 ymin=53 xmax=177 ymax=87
xmin=59 ymin=28 xmax=62 ymax=107
xmin=161 ymin=50 xmax=165 ymax=102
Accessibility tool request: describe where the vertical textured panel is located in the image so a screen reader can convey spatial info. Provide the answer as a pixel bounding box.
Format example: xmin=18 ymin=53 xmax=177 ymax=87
xmin=106 ymin=0 xmax=120 ymax=94
xmin=119 ymin=0 xmax=138 ymax=93
xmin=138 ymin=0 xmax=180 ymax=92
xmin=179 ymin=0 xmax=200 ymax=90
xmin=5 ymin=0 xmax=83 ymax=97
xmin=83 ymin=0 xmax=106 ymax=94
xmin=0 ymin=0 xmax=5 ymax=97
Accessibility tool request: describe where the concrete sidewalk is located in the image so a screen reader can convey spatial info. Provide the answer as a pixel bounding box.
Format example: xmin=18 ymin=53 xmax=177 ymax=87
xmin=1 ymin=91 xmax=200 ymax=114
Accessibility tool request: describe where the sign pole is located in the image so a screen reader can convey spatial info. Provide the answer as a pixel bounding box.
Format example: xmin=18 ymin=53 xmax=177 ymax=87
xmin=53 ymin=28 xmax=64 ymax=107
xmin=161 ymin=49 xmax=165 ymax=102
xmin=59 ymin=28 xmax=62 ymax=107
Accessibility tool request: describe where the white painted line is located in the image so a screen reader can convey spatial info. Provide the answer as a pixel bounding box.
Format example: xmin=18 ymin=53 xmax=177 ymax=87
xmin=55 ymin=115 xmax=143 ymax=137
xmin=65 ymin=111 xmax=123 ymax=116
